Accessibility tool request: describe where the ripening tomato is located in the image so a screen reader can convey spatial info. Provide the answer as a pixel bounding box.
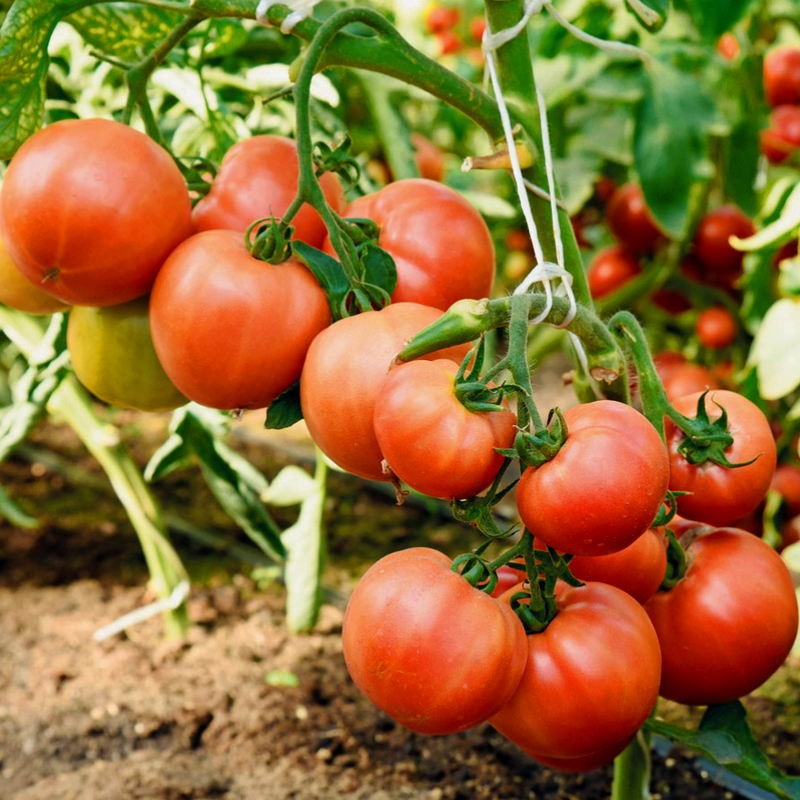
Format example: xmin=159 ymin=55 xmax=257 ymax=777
xmin=374 ymin=359 xmax=515 ymax=499
xmin=516 ymin=401 xmax=670 ymax=556
xmin=586 ymin=246 xmax=641 ymax=299
xmin=645 ymin=528 xmax=798 ymax=705
xmin=491 ymin=582 xmax=661 ymax=761
xmin=343 ymin=547 xmax=527 ymax=735
xmin=693 ymin=206 xmax=754 ymax=284
xmin=410 ymin=133 xmax=445 ymax=182
xmin=300 ymin=303 xmax=469 ymax=481
xmin=150 ymin=230 xmax=330 ymax=410
xmin=761 ymin=105 xmax=800 ymax=164
xmin=696 ymin=306 xmax=738 ymax=349
xmin=192 ymin=136 xmax=345 ymax=248
xmin=772 ymin=465 xmax=800 ymax=516
xmin=1 ymin=118 xmax=192 ymax=307
xmin=605 ymin=183 xmax=664 ymax=255
xmin=68 ymin=298 xmax=186 ymax=412
xmin=326 ymin=179 xmax=494 ymax=310
xmin=764 ymin=46 xmax=800 ymax=107
xmin=666 ymin=391 xmax=777 ymax=525
xmin=567 ymin=529 xmax=667 ymax=604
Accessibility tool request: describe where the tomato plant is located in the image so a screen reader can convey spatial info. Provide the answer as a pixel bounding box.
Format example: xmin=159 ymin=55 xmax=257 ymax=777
xmin=1 ymin=118 xmax=192 ymax=307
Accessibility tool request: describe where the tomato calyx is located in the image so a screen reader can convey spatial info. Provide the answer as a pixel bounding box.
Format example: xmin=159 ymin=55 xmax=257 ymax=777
xmin=651 ymin=489 xmax=684 ymax=528
xmin=313 ymin=136 xmax=361 ymax=186
xmin=451 ymin=457 xmax=518 ymax=539
xmin=659 ymin=529 xmax=689 ymax=589
xmin=498 ymin=408 xmax=568 ymax=468
xmin=177 ymin=155 xmax=217 ymax=201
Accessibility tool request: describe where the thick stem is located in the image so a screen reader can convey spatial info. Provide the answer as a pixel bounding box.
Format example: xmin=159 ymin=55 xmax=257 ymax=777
xmin=612 ymin=731 xmax=652 ymax=800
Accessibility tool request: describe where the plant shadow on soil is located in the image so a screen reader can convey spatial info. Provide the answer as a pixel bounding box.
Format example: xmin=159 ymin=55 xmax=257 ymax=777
xmin=0 ymin=412 xmax=797 ymax=800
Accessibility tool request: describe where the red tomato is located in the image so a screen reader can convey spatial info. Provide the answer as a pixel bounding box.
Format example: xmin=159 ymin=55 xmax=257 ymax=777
xmin=150 ymin=230 xmax=330 ymax=410
xmin=761 ymin=105 xmax=800 ymax=164
xmin=516 ymin=401 xmax=670 ymax=556
xmin=666 ymin=514 xmax=709 ymax=539
xmin=605 ymin=183 xmax=664 ymax=255
xmin=717 ymin=33 xmax=740 ymax=61
xmin=645 ymin=528 xmax=798 ymax=705
xmin=1 ymin=118 xmax=192 ymax=307
xmin=693 ymin=206 xmax=754 ymax=285
xmin=587 ymin=246 xmax=641 ymax=299
xmin=695 ymin=306 xmax=738 ymax=349
xmin=469 ymin=15 xmax=487 ymax=43
xmin=527 ymin=740 xmax=632 ymax=773
xmin=326 ymin=179 xmax=494 ymax=311
xmin=666 ymin=390 xmax=777 ymax=525
xmin=424 ymin=4 xmax=460 ymax=33
xmin=192 ymin=136 xmax=345 ymax=248
xmin=342 ymin=547 xmax=527 ymax=734
xmin=437 ymin=30 xmax=463 ymax=55
xmin=659 ymin=362 xmax=720 ymax=402
xmin=491 ymin=582 xmax=661 ymax=760
xmin=410 ymin=133 xmax=445 ymax=182
xmin=652 ymin=288 xmax=691 ymax=314
xmin=300 ymin=302 xmax=469 ymax=481
xmin=568 ymin=529 xmax=667 ymax=604
xmin=764 ymin=46 xmax=800 ymax=107
xmin=772 ymin=465 xmax=800 ymax=516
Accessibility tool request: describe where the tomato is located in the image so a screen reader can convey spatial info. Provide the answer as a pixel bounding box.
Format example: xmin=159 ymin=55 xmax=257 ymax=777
xmin=586 ymin=246 xmax=641 ymax=299
xmin=772 ymin=465 xmax=800 ymax=516
xmin=374 ymin=359 xmax=515 ymax=499
xmin=68 ymin=298 xmax=186 ymax=412
xmin=666 ymin=514 xmax=709 ymax=539
xmin=300 ymin=302 xmax=469 ymax=481
xmin=1 ymin=118 xmax=192 ymax=307
xmin=342 ymin=547 xmax=527 ymax=734
xmin=192 ymin=136 xmax=345 ymax=248
xmin=761 ymin=105 xmax=800 ymax=164
xmin=567 ymin=529 xmax=667 ymax=604
xmin=695 ymin=306 xmax=737 ymax=349
xmin=150 ymin=230 xmax=330 ymax=410
xmin=410 ymin=133 xmax=445 ymax=182
xmin=491 ymin=582 xmax=661 ymax=760
xmin=693 ymin=206 xmax=754 ymax=285
xmin=0 ymin=216 xmax=68 ymax=315
xmin=526 ymin=740 xmax=633 ymax=773
xmin=424 ymin=4 xmax=460 ymax=34
xmin=469 ymin=15 xmax=487 ymax=43
xmin=651 ymin=288 xmax=691 ymax=314
xmin=717 ymin=33 xmax=740 ymax=61
xmin=516 ymin=401 xmax=670 ymax=556
xmin=326 ymin=179 xmax=494 ymax=311
xmin=645 ymin=528 xmax=798 ymax=705
xmin=605 ymin=183 xmax=664 ymax=255
xmin=764 ymin=46 xmax=800 ymax=107
xmin=437 ymin=30 xmax=463 ymax=55
xmin=661 ymin=363 xmax=720 ymax=402
xmin=666 ymin=391 xmax=777 ymax=525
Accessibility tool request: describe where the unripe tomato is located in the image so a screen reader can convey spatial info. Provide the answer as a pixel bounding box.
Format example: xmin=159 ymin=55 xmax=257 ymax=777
xmin=1 ymin=118 xmax=192 ymax=307
xmin=327 ymin=179 xmax=494 ymax=311
xmin=666 ymin=390 xmax=777 ymax=526
xmin=516 ymin=401 xmax=670 ymax=556
xmin=586 ymin=245 xmax=641 ymax=299
xmin=605 ymin=183 xmax=664 ymax=255
xmin=695 ymin=306 xmax=738 ymax=349
xmin=374 ymin=359 xmax=516 ymax=499
xmin=646 ymin=528 xmax=798 ymax=705
xmin=68 ymin=298 xmax=186 ymax=412
xmin=693 ymin=206 xmax=754 ymax=284
xmin=410 ymin=133 xmax=445 ymax=182
xmin=192 ymin=136 xmax=345 ymax=248
xmin=300 ymin=303 xmax=469 ymax=481
xmin=343 ymin=547 xmax=527 ymax=735
xmin=491 ymin=582 xmax=661 ymax=762
xmin=151 ymin=230 xmax=330 ymax=411
xmin=764 ymin=46 xmax=800 ymax=107
xmin=761 ymin=105 xmax=800 ymax=164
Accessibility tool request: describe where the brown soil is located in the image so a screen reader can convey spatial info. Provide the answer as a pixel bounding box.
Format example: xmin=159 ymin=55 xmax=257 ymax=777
xmin=0 ymin=415 xmax=796 ymax=799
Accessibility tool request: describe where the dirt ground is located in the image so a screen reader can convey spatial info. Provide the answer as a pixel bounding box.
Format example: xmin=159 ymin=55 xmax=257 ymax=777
xmin=0 ymin=415 xmax=798 ymax=800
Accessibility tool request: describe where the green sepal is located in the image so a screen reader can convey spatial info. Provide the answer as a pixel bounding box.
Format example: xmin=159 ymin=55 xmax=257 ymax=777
xmin=513 ymin=408 xmax=568 ymax=468
xmin=313 ymin=135 xmax=361 ymax=186
xmin=265 ymin=383 xmax=303 ymax=430
xmin=290 ymin=241 xmax=351 ymax=321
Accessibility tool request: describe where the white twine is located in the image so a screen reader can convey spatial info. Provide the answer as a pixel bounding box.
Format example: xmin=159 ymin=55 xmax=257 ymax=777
xmin=255 ymin=0 xmax=321 ymax=34
xmin=93 ymin=580 xmax=191 ymax=642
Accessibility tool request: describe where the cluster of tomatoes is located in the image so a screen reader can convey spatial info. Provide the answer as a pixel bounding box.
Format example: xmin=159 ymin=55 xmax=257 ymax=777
xmin=422 ymin=2 xmax=486 ymax=61
xmin=761 ymin=45 xmax=800 ymax=164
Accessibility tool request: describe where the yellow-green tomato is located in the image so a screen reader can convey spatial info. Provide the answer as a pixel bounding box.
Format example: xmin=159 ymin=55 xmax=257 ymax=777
xmin=68 ymin=298 xmax=186 ymax=412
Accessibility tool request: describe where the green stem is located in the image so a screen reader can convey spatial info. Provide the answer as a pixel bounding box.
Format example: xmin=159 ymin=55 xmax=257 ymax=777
xmin=507 ymin=295 xmax=543 ymax=430
xmin=612 ymin=731 xmax=652 ymax=800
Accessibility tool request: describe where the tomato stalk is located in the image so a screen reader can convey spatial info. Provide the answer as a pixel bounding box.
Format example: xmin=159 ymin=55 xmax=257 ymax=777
xmin=661 ymin=530 xmax=689 ymax=588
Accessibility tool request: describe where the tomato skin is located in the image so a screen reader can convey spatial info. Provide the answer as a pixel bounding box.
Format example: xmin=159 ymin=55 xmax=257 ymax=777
xmin=491 ymin=582 xmax=661 ymax=760
xmin=1 ymin=118 xmax=192 ymax=307
xmin=645 ymin=528 xmax=798 ymax=705
xmin=68 ymin=298 xmax=186 ymax=412
xmin=693 ymin=206 xmax=755 ymax=284
xmin=772 ymin=465 xmax=800 ymax=516
xmin=410 ymin=133 xmax=445 ymax=182
xmin=469 ymin=15 xmax=487 ymax=43
xmin=326 ymin=179 xmax=494 ymax=311
xmin=717 ymin=33 xmax=740 ymax=61
xmin=568 ymin=529 xmax=667 ymax=604
xmin=761 ymin=105 xmax=800 ymax=164
xmin=374 ymin=359 xmax=515 ymax=499
xmin=342 ymin=547 xmax=527 ymax=735
xmin=300 ymin=303 xmax=469 ymax=481
xmin=192 ymin=136 xmax=345 ymax=248
xmin=436 ymin=30 xmax=462 ymax=55
xmin=654 ymin=353 xmax=720 ymax=401
xmin=666 ymin=391 xmax=777 ymax=525
xmin=516 ymin=401 xmax=670 ymax=556
xmin=527 ymin=740 xmax=632 ymax=773
xmin=764 ymin=46 xmax=800 ymax=107
xmin=605 ymin=183 xmax=664 ymax=255
xmin=150 ymin=230 xmax=330 ymax=411
xmin=425 ymin=4 xmax=460 ymax=34
xmin=587 ymin=246 xmax=641 ymax=298
xmin=696 ymin=306 xmax=738 ymax=349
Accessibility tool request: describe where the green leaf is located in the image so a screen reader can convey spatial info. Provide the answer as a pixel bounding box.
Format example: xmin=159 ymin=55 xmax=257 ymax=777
xmin=0 ymin=482 xmax=38 ymax=528
xmin=721 ymin=119 xmax=760 ymax=217
xmin=634 ymin=59 xmax=716 ymax=238
xmin=650 ymin=703 xmax=800 ymax=800
xmin=677 ymin=0 xmax=755 ymax=42
xmin=360 ymin=242 xmax=397 ymax=297
xmin=624 ymin=0 xmax=669 ymax=32
xmin=291 ymin=242 xmax=350 ymax=321
xmin=264 ymin=382 xmax=303 ymax=430
xmin=748 ymin=298 xmax=800 ymax=400
xmin=67 ymin=3 xmax=182 ymax=63
xmin=732 ymin=183 xmax=800 ymax=252
xmin=144 ymin=432 xmax=193 ymax=482
xmin=261 ymin=465 xmax=316 ymax=507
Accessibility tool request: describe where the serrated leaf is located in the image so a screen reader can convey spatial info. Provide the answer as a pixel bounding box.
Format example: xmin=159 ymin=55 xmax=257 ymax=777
xmin=748 ymin=298 xmax=800 ymax=400
xmin=634 ymin=59 xmax=716 ymax=238
xmin=625 ymin=0 xmax=669 ymax=32
xmin=678 ymin=0 xmax=754 ymax=42
xmin=732 ymin=183 xmax=800 ymax=252
xmin=290 ymin=241 xmax=350 ymax=321
xmin=265 ymin=382 xmax=304 ymax=430
xmin=262 ymin=465 xmax=316 ymax=507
